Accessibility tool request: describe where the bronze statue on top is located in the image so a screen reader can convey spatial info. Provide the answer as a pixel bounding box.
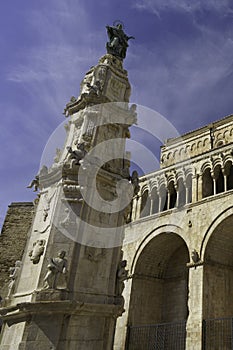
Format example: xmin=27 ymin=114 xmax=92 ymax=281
xmin=106 ymin=22 xmax=134 ymax=60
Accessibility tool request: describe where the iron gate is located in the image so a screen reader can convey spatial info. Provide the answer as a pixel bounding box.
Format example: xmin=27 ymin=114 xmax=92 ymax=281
xmin=126 ymin=320 xmax=186 ymax=350
xmin=203 ymin=317 xmax=233 ymax=350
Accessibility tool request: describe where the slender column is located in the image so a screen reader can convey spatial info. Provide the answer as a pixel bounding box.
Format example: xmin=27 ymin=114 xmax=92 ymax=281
xmin=167 ymin=192 xmax=171 ymax=210
xmin=191 ymin=174 xmax=198 ymax=203
xmin=150 ymin=197 xmax=154 ymax=215
xmin=223 ymin=170 xmax=227 ymax=192
xmin=158 ymin=191 xmax=162 ymax=212
xmin=185 ymin=181 xmax=189 ymax=204
xmin=197 ymin=173 xmax=202 ymax=201
xmin=186 ymin=264 xmax=204 ymax=350
xmin=211 ymin=171 xmax=216 ymax=195
xmin=175 ymin=184 xmax=179 ymax=207
xmin=137 ymin=195 xmax=142 ymax=219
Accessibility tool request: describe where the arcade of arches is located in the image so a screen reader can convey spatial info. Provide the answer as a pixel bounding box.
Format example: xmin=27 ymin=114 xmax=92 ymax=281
xmin=123 ymin=214 xmax=233 ymax=349
xmin=138 ymin=161 xmax=233 ymax=219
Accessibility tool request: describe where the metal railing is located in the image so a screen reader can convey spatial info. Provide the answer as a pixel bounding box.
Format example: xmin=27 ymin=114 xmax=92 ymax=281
xmin=126 ymin=320 xmax=186 ymax=350
xmin=203 ymin=317 xmax=233 ymax=350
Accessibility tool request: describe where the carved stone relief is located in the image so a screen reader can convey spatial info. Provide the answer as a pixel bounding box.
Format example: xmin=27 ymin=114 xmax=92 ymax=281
xmin=28 ymin=240 xmax=46 ymax=264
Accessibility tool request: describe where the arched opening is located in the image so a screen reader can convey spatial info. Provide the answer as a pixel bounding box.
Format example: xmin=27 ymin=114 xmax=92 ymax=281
xmin=140 ymin=190 xmax=150 ymax=218
xmin=202 ymin=168 xmax=213 ymax=198
xmin=151 ymin=188 xmax=159 ymax=214
xmin=203 ymin=214 xmax=233 ymax=319
xmin=159 ymin=184 xmax=168 ymax=212
xmin=203 ymin=215 xmax=233 ymax=348
xmin=214 ymin=165 xmax=224 ymax=194
xmin=168 ymin=181 xmax=177 ymax=209
xmin=177 ymin=178 xmax=186 ymax=207
xmin=186 ymin=174 xmax=192 ymax=204
xmin=226 ymin=161 xmax=233 ymax=190
xmin=127 ymin=233 xmax=189 ymax=349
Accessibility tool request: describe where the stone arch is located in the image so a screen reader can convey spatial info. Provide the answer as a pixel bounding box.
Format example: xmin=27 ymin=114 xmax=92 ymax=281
xmin=184 ymin=144 xmax=190 ymax=155
xmin=150 ymin=186 xmax=159 ymax=214
xmin=179 ymin=148 xmax=185 ymax=159
xmin=215 ymin=139 xmax=224 ymax=147
xmin=201 ymin=164 xmax=213 ymax=198
xmin=161 ymin=154 xmax=166 ymax=164
xmin=200 ymin=206 xmax=233 ymax=261
xmin=177 ymin=177 xmax=186 ymax=207
xmin=158 ymin=183 xmax=168 ymax=212
xmin=225 ymin=160 xmax=233 ymax=190
xmin=167 ymin=151 xmax=172 ymax=160
xmin=213 ymin=164 xmax=224 ymax=194
xmin=203 ymin=137 xmax=209 ymax=148
xmin=140 ymin=189 xmax=150 ymax=218
xmin=223 ymin=129 xmax=229 ymax=139
xmin=201 ymin=161 xmax=212 ymax=174
xmin=128 ymin=228 xmax=189 ymax=327
xmin=173 ymin=149 xmax=179 ymax=162
xmin=167 ymin=180 xmax=177 ymax=209
xmin=190 ymin=143 xmax=196 ymax=152
xmin=202 ymin=211 xmax=233 ymax=319
xmin=186 ymin=173 xmax=192 ymax=204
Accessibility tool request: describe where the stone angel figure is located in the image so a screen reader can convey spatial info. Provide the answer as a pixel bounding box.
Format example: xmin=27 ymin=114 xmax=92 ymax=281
xmin=106 ymin=22 xmax=134 ymax=59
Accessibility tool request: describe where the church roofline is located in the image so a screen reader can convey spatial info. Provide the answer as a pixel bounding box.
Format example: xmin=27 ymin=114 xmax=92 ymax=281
xmin=164 ymin=113 xmax=233 ymax=147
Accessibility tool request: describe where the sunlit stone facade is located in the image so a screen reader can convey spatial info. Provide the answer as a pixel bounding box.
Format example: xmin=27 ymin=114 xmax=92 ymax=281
xmin=115 ymin=114 xmax=233 ymax=350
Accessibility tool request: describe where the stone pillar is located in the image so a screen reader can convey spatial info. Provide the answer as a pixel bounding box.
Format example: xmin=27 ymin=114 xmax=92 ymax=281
xmin=158 ymin=192 xmax=162 ymax=212
xmin=113 ymin=277 xmax=133 ymax=350
xmin=223 ymin=171 xmax=227 ymax=192
xmin=174 ymin=183 xmax=178 ymax=207
xmin=191 ymin=174 xmax=197 ymax=202
xmin=150 ymin=197 xmax=154 ymax=215
xmin=167 ymin=192 xmax=171 ymax=210
xmin=184 ymin=180 xmax=189 ymax=205
xmin=186 ymin=263 xmax=204 ymax=350
xmin=211 ymin=171 xmax=216 ymax=195
xmin=196 ymin=174 xmax=202 ymax=201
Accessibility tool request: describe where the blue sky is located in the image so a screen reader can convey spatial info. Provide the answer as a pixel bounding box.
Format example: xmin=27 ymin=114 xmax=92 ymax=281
xmin=1 ymin=0 xmax=233 ymax=227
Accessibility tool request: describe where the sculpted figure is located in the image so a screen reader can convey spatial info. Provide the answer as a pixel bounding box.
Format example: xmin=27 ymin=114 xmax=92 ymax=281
xmin=39 ymin=165 xmax=48 ymax=176
xmin=27 ymin=175 xmax=39 ymax=192
xmin=28 ymin=240 xmax=45 ymax=264
xmin=130 ymin=170 xmax=140 ymax=196
xmin=67 ymin=142 xmax=87 ymax=165
xmin=43 ymin=251 xmax=68 ymax=289
xmin=116 ymin=260 xmax=128 ymax=296
xmin=54 ymin=148 xmax=62 ymax=163
xmin=106 ymin=23 xmax=134 ymax=59
xmin=7 ymin=261 xmax=22 ymax=298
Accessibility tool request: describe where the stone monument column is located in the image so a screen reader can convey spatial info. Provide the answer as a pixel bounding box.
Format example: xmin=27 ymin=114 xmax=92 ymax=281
xmin=0 ymin=24 xmax=135 ymax=350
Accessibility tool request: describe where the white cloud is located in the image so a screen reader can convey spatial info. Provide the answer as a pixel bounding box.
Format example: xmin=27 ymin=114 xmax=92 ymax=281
xmin=134 ymin=0 xmax=233 ymax=17
xmin=127 ymin=23 xmax=233 ymax=132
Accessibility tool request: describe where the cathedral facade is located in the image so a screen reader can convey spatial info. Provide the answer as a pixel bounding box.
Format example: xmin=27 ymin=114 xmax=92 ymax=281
xmin=115 ymin=114 xmax=233 ymax=349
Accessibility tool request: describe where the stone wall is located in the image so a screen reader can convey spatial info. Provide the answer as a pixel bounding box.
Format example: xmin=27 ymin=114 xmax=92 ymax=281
xmin=0 ymin=202 xmax=34 ymax=294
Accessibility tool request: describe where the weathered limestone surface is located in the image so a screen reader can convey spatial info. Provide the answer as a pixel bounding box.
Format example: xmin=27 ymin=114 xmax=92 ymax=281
xmin=0 ymin=203 xmax=34 ymax=293
xmin=0 ymin=50 xmax=134 ymax=350
xmin=114 ymin=114 xmax=233 ymax=350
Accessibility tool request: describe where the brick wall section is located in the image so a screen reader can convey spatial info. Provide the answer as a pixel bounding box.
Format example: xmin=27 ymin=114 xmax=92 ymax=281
xmin=0 ymin=202 xmax=34 ymax=292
